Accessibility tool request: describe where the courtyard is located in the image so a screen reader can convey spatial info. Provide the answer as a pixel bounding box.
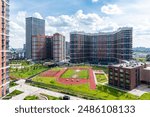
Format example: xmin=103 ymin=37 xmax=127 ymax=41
xmin=30 ymin=66 xmax=139 ymax=100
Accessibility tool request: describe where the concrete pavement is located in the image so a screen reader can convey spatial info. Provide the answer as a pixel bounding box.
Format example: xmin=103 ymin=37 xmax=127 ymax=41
xmin=9 ymin=79 xmax=85 ymax=100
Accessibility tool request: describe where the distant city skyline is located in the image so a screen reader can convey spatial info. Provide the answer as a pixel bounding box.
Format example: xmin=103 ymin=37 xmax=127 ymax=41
xmin=10 ymin=0 xmax=150 ymax=48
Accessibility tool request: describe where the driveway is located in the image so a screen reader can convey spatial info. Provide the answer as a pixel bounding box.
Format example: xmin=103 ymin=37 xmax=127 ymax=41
xmin=9 ymin=79 xmax=85 ymax=100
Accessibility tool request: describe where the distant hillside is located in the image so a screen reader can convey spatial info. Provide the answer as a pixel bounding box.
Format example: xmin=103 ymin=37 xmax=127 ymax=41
xmin=133 ymin=47 xmax=150 ymax=53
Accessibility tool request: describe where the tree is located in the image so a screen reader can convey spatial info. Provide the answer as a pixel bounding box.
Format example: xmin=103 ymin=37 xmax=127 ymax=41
xmin=146 ymin=54 xmax=150 ymax=61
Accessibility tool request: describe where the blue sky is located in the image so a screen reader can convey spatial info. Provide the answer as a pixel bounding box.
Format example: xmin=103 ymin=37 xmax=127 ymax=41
xmin=11 ymin=0 xmax=112 ymax=16
xmin=10 ymin=0 xmax=150 ymax=48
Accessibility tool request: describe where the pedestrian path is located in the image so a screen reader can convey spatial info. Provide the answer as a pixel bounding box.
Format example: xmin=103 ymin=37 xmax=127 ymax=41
xmin=10 ymin=80 xmax=85 ymax=100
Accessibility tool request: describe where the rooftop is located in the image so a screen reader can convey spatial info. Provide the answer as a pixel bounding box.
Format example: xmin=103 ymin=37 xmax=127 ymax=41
xmin=111 ymin=61 xmax=145 ymax=69
xmin=70 ymin=27 xmax=132 ymax=36
xmin=143 ymin=67 xmax=150 ymax=70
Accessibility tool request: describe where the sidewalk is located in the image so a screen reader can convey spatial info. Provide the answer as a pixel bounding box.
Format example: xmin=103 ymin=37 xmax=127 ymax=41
xmin=9 ymin=79 xmax=85 ymax=100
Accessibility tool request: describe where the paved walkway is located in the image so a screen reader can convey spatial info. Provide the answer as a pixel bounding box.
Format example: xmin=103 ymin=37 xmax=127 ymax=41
xmin=129 ymin=84 xmax=150 ymax=96
xmin=9 ymin=80 xmax=85 ymax=100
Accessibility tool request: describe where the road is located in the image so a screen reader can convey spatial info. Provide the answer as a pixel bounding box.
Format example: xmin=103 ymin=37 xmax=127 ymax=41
xmin=9 ymin=79 xmax=85 ymax=100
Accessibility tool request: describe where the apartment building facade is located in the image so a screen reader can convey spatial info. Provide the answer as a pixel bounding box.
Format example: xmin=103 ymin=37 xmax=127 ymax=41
xmin=70 ymin=27 xmax=132 ymax=64
xmin=66 ymin=41 xmax=70 ymax=57
xmin=26 ymin=17 xmax=45 ymax=60
xmin=46 ymin=36 xmax=53 ymax=60
xmin=32 ymin=35 xmax=46 ymax=60
xmin=53 ymin=33 xmax=65 ymax=62
xmin=0 ymin=0 xmax=10 ymax=97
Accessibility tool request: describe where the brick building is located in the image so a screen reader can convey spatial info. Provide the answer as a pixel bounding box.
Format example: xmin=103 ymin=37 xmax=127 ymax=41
xmin=70 ymin=27 xmax=132 ymax=64
xmin=108 ymin=61 xmax=150 ymax=90
xmin=32 ymin=35 xmax=46 ymax=60
xmin=53 ymin=33 xmax=66 ymax=62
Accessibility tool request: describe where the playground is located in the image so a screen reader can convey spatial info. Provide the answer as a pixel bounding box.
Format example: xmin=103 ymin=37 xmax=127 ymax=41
xmin=39 ymin=67 xmax=96 ymax=89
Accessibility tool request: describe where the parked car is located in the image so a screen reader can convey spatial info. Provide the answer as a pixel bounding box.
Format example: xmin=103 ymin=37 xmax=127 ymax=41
xmin=63 ymin=95 xmax=70 ymax=100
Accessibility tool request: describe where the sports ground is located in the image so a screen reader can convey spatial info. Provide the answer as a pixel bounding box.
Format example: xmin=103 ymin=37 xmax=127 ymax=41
xmin=40 ymin=67 xmax=96 ymax=90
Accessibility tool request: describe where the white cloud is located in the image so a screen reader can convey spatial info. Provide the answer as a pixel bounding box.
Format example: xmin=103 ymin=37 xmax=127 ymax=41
xmin=101 ymin=4 xmax=123 ymax=15
xmin=10 ymin=11 xmax=26 ymax=48
xmin=10 ymin=10 xmax=118 ymax=48
xmin=32 ymin=12 xmax=43 ymax=19
xmin=10 ymin=0 xmax=150 ymax=48
xmin=92 ymin=0 xmax=99 ymax=3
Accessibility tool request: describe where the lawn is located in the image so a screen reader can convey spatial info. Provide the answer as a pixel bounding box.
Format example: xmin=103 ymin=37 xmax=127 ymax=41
xmin=61 ymin=69 xmax=75 ymax=78
xmin=140 ymin=93 xmax=150 ymax=100
xmin=32 ymin=76 xmax=139 ymax=100
xmin=10 ymin=60 xmax=30 ymax=66
xmin=3 ymin=90 xmax=23 ymax=100
xmin=96 ymin=74 xmax=107 ymax=83
xmin=9 ymin=81 xmax=18 ymax=88
xmin=51 ymin=67 xmax=62 ymax=71
xmin=61 ymin=69 xmax=89 ymax=79
xmin=92 ymin=66 xmax=108 ymax=74
xmin=10 ymin=64 xmax=48 ymax=79
xmin=24 ymin=95 xmax=39 ymax=100
xmin=40 ymin=93 xmax=61 ymax=100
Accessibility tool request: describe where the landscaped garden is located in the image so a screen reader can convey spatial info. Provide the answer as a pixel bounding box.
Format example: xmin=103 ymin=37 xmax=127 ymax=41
xmin=40 ymin=93 xmax=62 ymax=100
xmin=10 ymin=61 xmax=48 ymax=79
xmin=140 ymin=93 xmax=150 ymax=100
xmin=9 ymin=81 xmax=18 ymax=88
xmin=31 ymin=72 xmax=139 ymax=100
xmin=3 ymin=90 xmax=23 ymax=100
xmin=96 ymin=74 xmax=107 ymax=83
xmin=24 ymin=95 xmax=39 ymax=100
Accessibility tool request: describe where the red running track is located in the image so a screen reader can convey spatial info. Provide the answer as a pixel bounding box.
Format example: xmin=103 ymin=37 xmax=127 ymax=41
xmin=40 ymin=70 xmax=59 ymax=77
xmin=55 ymin=68 xmax=96 ymax=90
xmin=55 ymin=69 xmax=67 ymax=78
xmin=89 ymin=68 xmax=96 ymax=90
xmin=58 ymin=78 xmax=88 ymax=85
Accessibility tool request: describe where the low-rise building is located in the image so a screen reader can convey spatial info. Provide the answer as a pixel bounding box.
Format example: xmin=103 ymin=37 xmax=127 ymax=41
xmin=141 ymin=67 xmax=150 ymax=85
xmin=108 ymin=61 xmax=150 ymax=90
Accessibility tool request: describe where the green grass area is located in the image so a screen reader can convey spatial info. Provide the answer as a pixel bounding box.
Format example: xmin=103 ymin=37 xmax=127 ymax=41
xmin=32 ymin=76 xmax=138 ymax=100
xmin=92 ymin=66 xmax=108 ymax=74
xmin=61 ymin=69 xmax=89 ymax=79
xmin=61 ymin=69 xmax=75 ymax=78
xmin=51 ymin=67 xmax=62 ymax=71
xmin=40 ymin=93 xmax=61 ymax=100
xmin=3 ymin=90 xmax=23 ymax=100
xmin=10 ymin=64 xmax=48 ymax=79
xmin=10 ymin=60 xmax=30 ymax=66
xmin=24 ymin=95 xmax=39 ymax=100
xmin=96 ymin=74 xmax=107 ymax=83
xmin=9 ymin=81 xmax=18 ymax=88
xmin=78 ymin=70 xmax=89 ymax=78
xmin=140 ymin=93 xmax=150 ymax=100
xmin=135 ymin=58 xmax=146 ymax=62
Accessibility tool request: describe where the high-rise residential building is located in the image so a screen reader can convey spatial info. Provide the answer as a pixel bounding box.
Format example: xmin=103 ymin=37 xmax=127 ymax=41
xmin=26 ymin=17 xmax=45 ymax=60
xmin=53 ymin=33 xmax=66 ymax=62
xmin=32 ymin=35 xmax=46 ymax=60
xmin=70 ymin=27 xmax=132 ymax=64
xmin=0 ymin=0 xmax=10 ymax=97
xmin=46 ymin=36 xmax=53 ymax=60
xmin=66 ymin=41 xmax=70 ymax=57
